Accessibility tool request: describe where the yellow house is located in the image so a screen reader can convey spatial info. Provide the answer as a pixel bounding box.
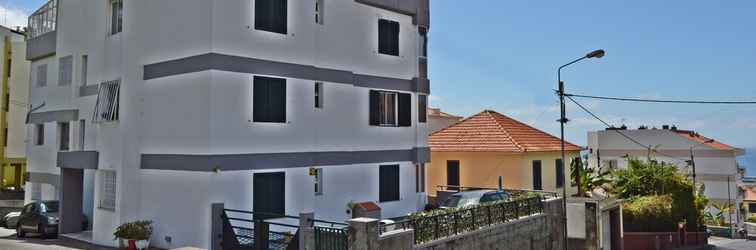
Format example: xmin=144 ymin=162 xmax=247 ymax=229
xmin=0 ymin=26 xmax=30 ymax=191
xmin=426 ymin=110 xmax=581 ymax=199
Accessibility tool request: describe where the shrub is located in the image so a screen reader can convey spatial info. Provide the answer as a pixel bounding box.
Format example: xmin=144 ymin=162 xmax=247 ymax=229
xmin=622 ymin=195 xmax=677 ymax=232
xmin=113 ymin=220 xmax=153 ymax=240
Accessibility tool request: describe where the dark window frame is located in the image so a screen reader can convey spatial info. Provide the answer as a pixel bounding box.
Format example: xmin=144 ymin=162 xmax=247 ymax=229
xmin=555 ymin=159 xmax=564 ymax=188
xmin=418 ymin=95 xmax=427 ymax=123
xmin=369 ymin=90 xmax=411 ymax=127
xmin=110 ymin=0 xmax=123 ymax=35
xmin=532 ymin=160 xmax=542 ymax=190
xmin=58 ymin=122 xmax=70 ymax=151
xmin=378 ymin=19 xmax=400 ymax=56
xmin=253 ymin=76 xmax=287 ymax=123
xmin=255 ymin=0 xmax=288 ymax=34
xmin=379 ymin=164 xmax=400 ymax=202
xmin=314 ymin=82 xmax=323 ymax=109
xmin=35 ymin=124 xmax=44 ymax=146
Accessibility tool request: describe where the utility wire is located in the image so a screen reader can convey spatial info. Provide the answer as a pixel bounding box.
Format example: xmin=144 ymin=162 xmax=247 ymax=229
xmin=564 ymin=95 xmax=689 ymax=164
xmin=566 ymin=93 xmax=756 ymax=105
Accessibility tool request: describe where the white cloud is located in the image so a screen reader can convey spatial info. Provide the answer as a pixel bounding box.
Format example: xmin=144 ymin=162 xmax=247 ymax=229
xmin=0 ymin=5 xmax=29 ymax=29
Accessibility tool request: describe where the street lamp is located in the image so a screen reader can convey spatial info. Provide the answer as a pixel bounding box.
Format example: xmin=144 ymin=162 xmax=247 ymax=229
xmin=557 ymin=49 xmax=605 ymax=250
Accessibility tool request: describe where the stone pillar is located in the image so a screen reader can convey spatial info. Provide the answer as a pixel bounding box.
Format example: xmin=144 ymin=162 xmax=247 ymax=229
xmin=211 ymin=203 xmax=224 ymax=250
xmin=544 ymin=198 xmax=565 ymax=250
xmin=299 ymin=211 xmax=315 ymax=250
xmin=348 ymin=218 xmax=379 ymax=250
xmin=584 ymin=202 xmax=598 ymax=250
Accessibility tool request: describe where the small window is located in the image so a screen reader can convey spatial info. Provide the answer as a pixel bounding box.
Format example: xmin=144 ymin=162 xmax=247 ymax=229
xmin=253 ymin=76 xmax=286 ymax=123
xmin=314 ymin=82 xmax=323 ymax=109
xmin=110 ymin=0 xmax=123 ymax=35
xmin=369 ymin=90 xmax=411 ymax=127
xmin=555 ymin=159 xmax=564 ymax=188
xmin=58 ymin=122 xmax=70 ymax=151
xmin=58 ymin=56 xmax=73 ymax=86
xmin=378 ymin=19 xmax=400 ymax=56
xmin=532 ymin=160 xmax=542 ymax=190
xmin=6 ymin=58 xmax=11 ymax=78
xmin=379 ymin=165 xmax=400 ymax=202
xmin=3 ymin=127 xmax=7 ymax=147
xmin=99 ymin=170 xmax=117 ymax=211
xmin=314 ymin=0 xmax=324 ymax=25
xmin=93 ymin=80 xmax=120 ymax=122
xmin=3 ymin=93 xmax=8 ymax=112
xmin=314 ymin=168 xmax=323 ymax=195
xmin=749 ymin=203 xmax=756 ymax=213
xmin=81 ymin=55 xmax=88 ymax=86
xmin=36 ymin=64 xmax=47 ymax=87
xmin=415 ymin=164 xmax=425 ymax=193
xmin=34 ymin=124 xmax=44 ymax=146
xmin=79 ymin=120 xmax=86 ymax=150
xmin=418 ymin=95 xmax=427 ymax=123
xmin=419 ymin=27 xmax=428 ymax=58
xmin=255 ymin=0 xmax=287 ymax=34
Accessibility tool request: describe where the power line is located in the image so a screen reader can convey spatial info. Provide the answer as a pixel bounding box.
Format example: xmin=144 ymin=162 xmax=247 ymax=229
xmin=566 ymin=93 xmax=756 ymax=105
xmin=564 ymin=95 xmax=689 ymax=164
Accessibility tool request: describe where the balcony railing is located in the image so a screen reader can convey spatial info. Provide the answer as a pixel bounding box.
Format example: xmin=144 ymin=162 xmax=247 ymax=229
xmin=28 ymin=0 xmax=58 ymax=39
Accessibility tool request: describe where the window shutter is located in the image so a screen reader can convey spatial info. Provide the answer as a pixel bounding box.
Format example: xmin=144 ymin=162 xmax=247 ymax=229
xmin=275 ymin=0 xmax=287 ymax=34
xmin=255 ymin=0 xmax=287 ymax=34
xmin=398 ymin=93 xmax=411 ymax=127
xmin=369 ymin=90 xmax=380 ymax=125
xmin=255 ymin=0 xmax=271 ymax=32
xmin=379 ymin=165 xmax=400 ymax=202
xmin=253 ymin=76 xmax=269 ymax=122
xmin=269 ymin=77 xmax=286 ymax=122
xmin=391 ymin=20 xmax=399 ymax=55
xmin=418 ymin=95 xmax=427 ymax=123
xmin=253 ymin=76 xmax=286 ymax=123
xmin=378 ymin=19 xmax=399 ymax=56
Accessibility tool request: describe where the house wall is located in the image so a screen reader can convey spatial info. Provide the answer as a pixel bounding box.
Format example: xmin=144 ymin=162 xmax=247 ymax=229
xmin=5 ymin=33 xmax=30 ymax=159
xmin=427 ymin=151 xmax=579 ymax=197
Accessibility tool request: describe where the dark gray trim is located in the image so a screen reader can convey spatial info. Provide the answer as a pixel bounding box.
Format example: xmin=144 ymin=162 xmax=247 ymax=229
xmin=28 ymin=172 xmax=60 ymax=188
xmin=26 ymin=31 xmax=57 ymax=61
xmin=355 ymin=0 xmax=429 ymax=27
xmin=143 ymin=53 xmax=429 ymax=94
xmin=412 ymin=78 xmax=430 ymax=94
xmin=57 ymin=151 xmax=99 ymax=169
xmin=141 ymin=147 xmax=430 ymax=172
xmin=27 ymin=109 xmax=79 ymax=124
xmin=79 ymin=85 xmax=99 ymax=97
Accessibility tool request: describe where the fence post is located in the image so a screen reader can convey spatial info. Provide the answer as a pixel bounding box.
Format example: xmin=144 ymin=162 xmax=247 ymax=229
xmin=348 ymin=218 xmax=379 ymax=250
xmin=255 ymin=221 xmax=270 ymax=250
xmin=211 ymin=203 xmax=224 ymax=250
xmin=299 ymin=211 xmax=315 ymax=250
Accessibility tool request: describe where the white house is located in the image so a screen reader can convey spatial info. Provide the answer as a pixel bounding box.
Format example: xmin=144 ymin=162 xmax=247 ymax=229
xmin=587 ymin=126 xmax=745 ymax=224
xmin=24 ymin=0 xmax=430 ymax=248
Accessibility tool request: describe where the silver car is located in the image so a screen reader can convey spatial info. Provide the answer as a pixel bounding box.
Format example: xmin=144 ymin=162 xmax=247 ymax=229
xmin=439 ymin=190 xmax=511 ymax=209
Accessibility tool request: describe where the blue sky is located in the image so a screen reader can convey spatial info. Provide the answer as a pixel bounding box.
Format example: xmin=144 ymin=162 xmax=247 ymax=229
xmin=7 ymin=1 xmax=756 ymax=166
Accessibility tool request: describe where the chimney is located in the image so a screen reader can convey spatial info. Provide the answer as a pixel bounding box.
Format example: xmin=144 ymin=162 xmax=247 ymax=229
xmin=662 ymin=125 xmax=670 ymax=130
xmin=671 ymin=125 xmax=678 ymax=131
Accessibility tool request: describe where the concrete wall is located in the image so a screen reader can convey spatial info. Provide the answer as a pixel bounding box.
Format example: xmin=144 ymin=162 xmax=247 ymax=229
xmin=5 ymin=32 xmax=30 ymax=159
xmin=426 ymin=151 xmax=579 ymax=197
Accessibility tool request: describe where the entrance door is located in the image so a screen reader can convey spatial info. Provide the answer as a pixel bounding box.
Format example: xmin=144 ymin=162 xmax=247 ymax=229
xmin=253 ymin=172 xmax=285 ymax=220
xmin=60 ymin=168 xmax=84 ymax=234
xmin=610 ymin=208 xmax=622 ymax=250
xmin=447 ymin=161 xmax=460 ymax=191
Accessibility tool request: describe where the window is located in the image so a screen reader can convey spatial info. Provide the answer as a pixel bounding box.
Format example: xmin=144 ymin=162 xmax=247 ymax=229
xmin=378 ymin=19 xmax=400 ymax=56
xmin=81 ymin=55 xmax=88 ymax=86
xmin=253 ymin=76 xmax=286 ymax=123
xmin=6 ymin=59 xmax=11 ymax=78
xmin=99 ymin=170 xmax=117 ymax=211
xmin=79 ymin=120 xmax=85 ymax=150
xmin=415 ymin=164 xmax=425 ymax=193
xmin=3 ymin=93 xmax=8 ymax=112
xmin=255 ymin=0 xmax=287 ymax=34
xmin=34 ymin=124 xmax=44 ymax=146
xmin=314 ymin=0 xmax=324 ymax=24
xmin=313 ymin=168 xmax=323 ymax=195
xmin=58 ymin=56 xmax=73 ymax=86
xmin=58 ymin=122 xmax=70 ymax=151
xmin=3 ymin=128 xmax=7 ymax=147
xmin=555 ymin=159 xmax=564 ymax=188
xmin=749 ymin=203 xmax=756 ymax=213
xmin=379 ymin=165 xmax=400 ymax=202
xmin=418 ymin=95 xmax=427 ymax=123
xmin=419 ymin=27 xmax=428 ymax=58
xmin=36 ymin=64 xmax=47 ymax=87
xmin=110 ymin=0 xmax=123 ymax=35
xmin=314 ymin=82 xmax=323 ymax=109
xmin=93 ymin=80 xmax=120 ymax=122
xmin=369 ymin=90 xmax=411 ymax=127
xmin=532 ymin=160 xmax=542 ymax=190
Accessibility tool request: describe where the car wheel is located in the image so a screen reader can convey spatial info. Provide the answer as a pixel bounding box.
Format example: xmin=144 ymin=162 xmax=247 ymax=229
xmin=16 ymin=226 xmax=24 ymax=238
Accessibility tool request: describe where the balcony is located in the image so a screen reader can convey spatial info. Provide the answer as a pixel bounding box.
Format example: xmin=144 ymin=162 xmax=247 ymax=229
xmin=26 ymin=0 xmax=58 ymax=60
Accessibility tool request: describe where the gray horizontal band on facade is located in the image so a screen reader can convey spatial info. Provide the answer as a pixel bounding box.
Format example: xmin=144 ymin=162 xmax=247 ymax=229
xmin=57 ymin=151 xmax=99 ymax=170
xmin=26 ymin=31 xmax=57 ymax=61
xmin=27 ymin=109 xmax=79 ymax=124
xmin=594 ymin=149 xmax=738 ymax=158
xmin=79 ymin=85 xmax=99 ymax=97
xmin=141 ymin=147 xmax=431 ymax=172
xmin=143 ymin=53 xmax=430 ymax=94
xmin=28 ymin=172 xmax=60 ymax=188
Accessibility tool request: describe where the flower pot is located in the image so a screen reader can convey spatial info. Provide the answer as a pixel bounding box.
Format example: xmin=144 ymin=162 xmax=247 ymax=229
xmin=121 ymin=238 xmax=150 ymax=250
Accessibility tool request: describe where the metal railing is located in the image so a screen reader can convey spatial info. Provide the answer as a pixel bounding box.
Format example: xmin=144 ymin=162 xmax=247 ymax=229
xmin=380 ymin=196 xmax=546 ymax=244
xmin=28 ymin=0 xmax=57 ymax=39
xmin=314 ymin=226 xmax=348 ymax=250
xmin=222 ymin=209 xmax=300 ymax=250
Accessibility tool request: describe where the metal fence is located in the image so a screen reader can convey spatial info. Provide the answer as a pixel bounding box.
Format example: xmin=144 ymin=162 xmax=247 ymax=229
xmin=221 ymin=209 xmax=300 ymax=250
xmin=380 ymin=196 xmax=545 ymax=244
xmin=314 ymin=226 xmax=349 ymax=250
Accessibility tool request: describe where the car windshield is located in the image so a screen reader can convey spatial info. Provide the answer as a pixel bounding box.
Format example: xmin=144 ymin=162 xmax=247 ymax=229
xmin=441 ymin=195 xmax=479 ymax=208
xmin=40 ymin=201 xmax=59 ymax=213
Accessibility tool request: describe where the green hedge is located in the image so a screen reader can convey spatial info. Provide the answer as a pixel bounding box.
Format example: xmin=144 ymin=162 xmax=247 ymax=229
xmin=623 ymin=195 xmax=678 ymax=232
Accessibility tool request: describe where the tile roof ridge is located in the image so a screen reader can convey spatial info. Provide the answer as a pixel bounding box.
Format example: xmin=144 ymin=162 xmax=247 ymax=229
xmin=482 ymin=110 xmax=525 ymax=152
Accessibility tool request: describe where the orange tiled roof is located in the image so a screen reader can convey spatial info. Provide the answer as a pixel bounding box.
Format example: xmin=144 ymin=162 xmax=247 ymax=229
xmin=673 ymin=130 xmax=737 ymax=151
xmin=429 ymin=110 xmax=582 ymax=152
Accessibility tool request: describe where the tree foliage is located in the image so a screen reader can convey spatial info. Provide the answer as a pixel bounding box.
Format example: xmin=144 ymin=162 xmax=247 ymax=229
xmin=570 ymin=156 xmax=611 ymax=197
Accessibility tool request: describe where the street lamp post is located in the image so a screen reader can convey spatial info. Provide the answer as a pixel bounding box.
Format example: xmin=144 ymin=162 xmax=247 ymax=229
xmin=557 ymin=49 xmax=604 ymax=250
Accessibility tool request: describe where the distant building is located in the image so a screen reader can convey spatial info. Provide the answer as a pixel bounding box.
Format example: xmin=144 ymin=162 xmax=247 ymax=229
xmin=427 ymin=107 xmax=462 ymax=134
xmin=587 ymin=126 xmax=745 ymax=224
xmin=0 ymin=25 xmax=29 ymax=191
xmin=426 ymin=110 xmax=581 ymax=199
xmin=742 ymin=176 xmax=756 ymax=220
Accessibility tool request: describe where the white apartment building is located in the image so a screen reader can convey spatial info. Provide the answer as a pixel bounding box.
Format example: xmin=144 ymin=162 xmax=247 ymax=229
xmin=587 ymin=126 xmax=744 ymax=224
xmin=25 ymin=0 xmax=430 ymax=248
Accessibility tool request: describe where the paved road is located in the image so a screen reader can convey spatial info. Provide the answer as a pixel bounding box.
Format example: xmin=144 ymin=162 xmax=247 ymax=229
xmin=709 ymin=237 xmax=756 ymax=250
xmin=0 ymin=228 xmax=116 ymax=250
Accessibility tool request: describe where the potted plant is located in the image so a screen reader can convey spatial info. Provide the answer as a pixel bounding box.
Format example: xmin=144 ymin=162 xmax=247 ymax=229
xmin=114 ymin=220 xmax=153 ymax=250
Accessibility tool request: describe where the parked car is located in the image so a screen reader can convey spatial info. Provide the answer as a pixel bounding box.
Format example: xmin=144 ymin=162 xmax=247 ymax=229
xmin=439 ymin=190 xmax=511 ymax=209
xmin=16 ymin=201 xmax=60 ymax=238
xmin=0 ymin=211 xmax=21 ymax=229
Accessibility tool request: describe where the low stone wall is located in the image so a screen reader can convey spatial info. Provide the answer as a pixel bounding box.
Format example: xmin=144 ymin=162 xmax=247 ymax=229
xmin=623 ymin=231 xmax=707 ymax=250
xmin=414 ymin=214 xmax=548 ymax=250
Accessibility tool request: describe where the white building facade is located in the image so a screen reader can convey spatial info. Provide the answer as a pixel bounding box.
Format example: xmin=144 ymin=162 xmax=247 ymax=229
xmin=25 ymin=0 xmax=430 ymax=248
xmin=587 ymin=127 xmax=744 ymax=224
